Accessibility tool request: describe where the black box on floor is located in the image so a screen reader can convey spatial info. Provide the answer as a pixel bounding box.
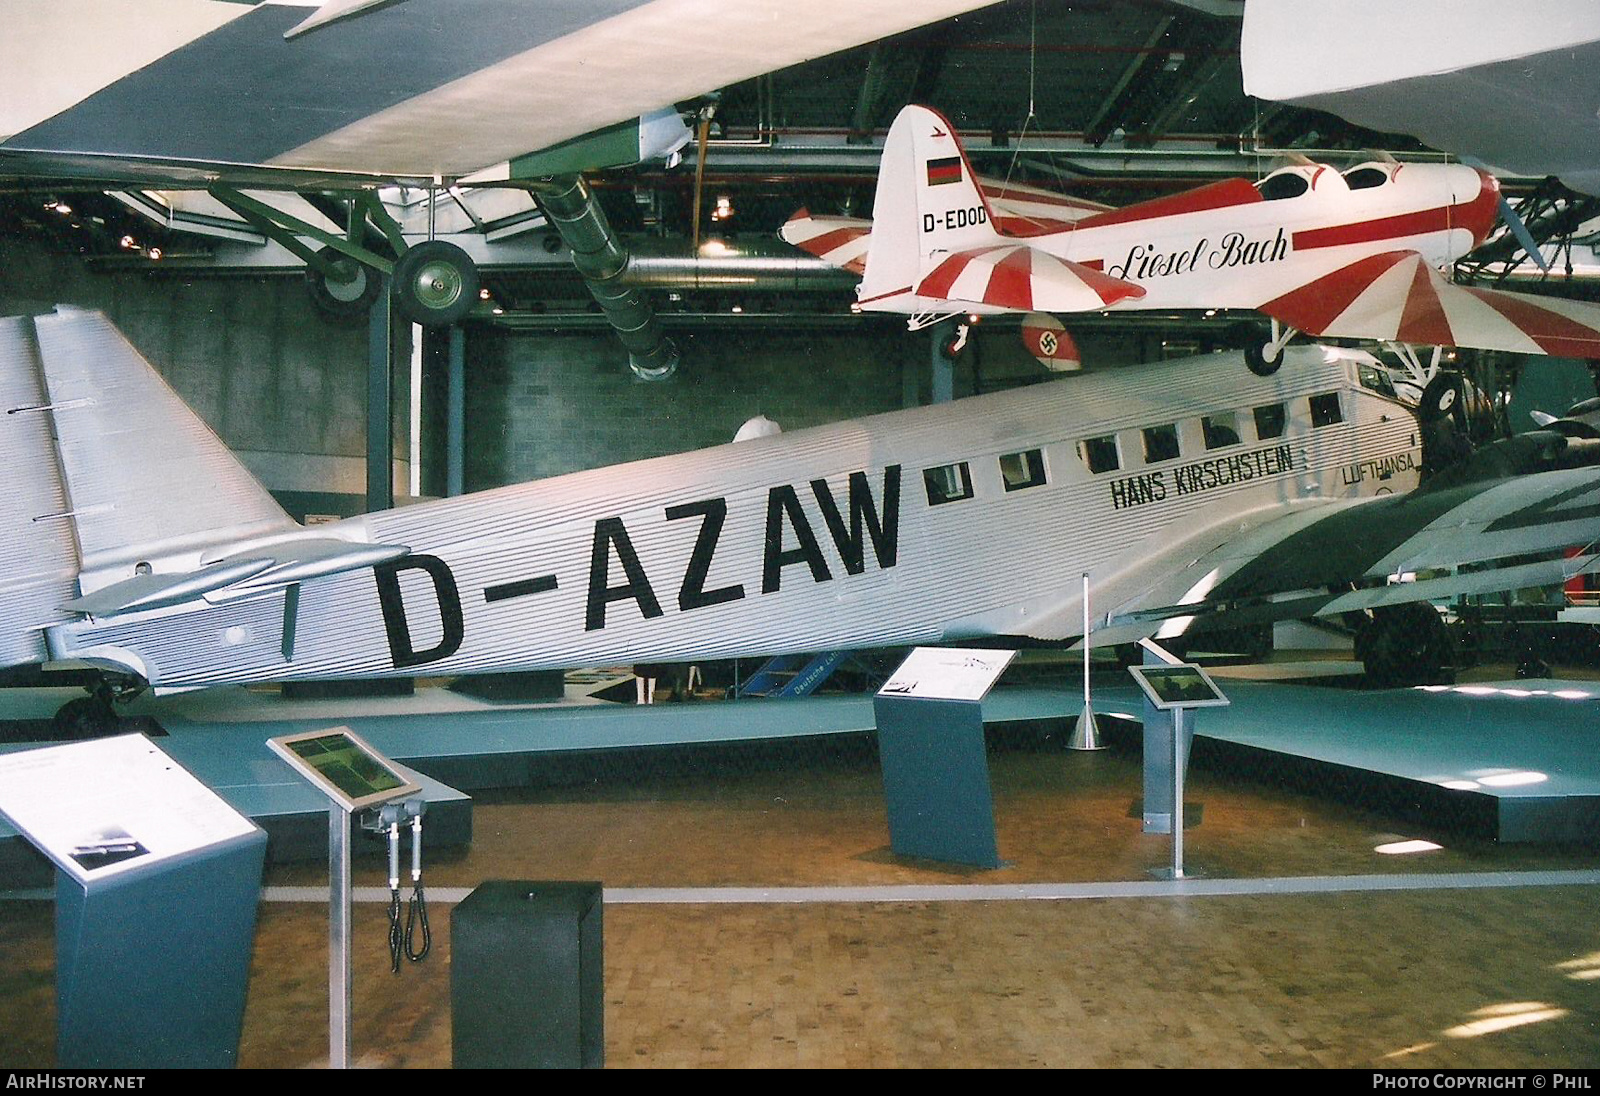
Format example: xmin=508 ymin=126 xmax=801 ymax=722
xmin=451 ymin=880 xmax=604 ymax=1069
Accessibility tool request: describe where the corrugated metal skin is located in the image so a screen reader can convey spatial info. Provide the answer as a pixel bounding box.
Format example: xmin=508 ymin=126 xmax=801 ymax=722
xmin=0 ymin=317 xmax=80 ymax=665
xmin=32 ymin=309 xmax=293 ymax=581
xmin=53 ymin=344 xmax=1417 ymax=687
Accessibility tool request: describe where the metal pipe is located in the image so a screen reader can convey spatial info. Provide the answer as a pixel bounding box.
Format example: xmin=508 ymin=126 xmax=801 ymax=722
xmin=529 ymin=174 xmax=679 ymax=380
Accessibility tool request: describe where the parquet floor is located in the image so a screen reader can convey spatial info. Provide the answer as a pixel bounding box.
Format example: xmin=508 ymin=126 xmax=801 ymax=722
xmin=2 ymin=711 xmax=1599 ymax=1068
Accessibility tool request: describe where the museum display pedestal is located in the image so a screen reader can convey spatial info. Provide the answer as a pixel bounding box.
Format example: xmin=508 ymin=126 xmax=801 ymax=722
xmin=452 ymin=880 xmax=605 ymax=1069
xmin=55 ymin=831 xmax=266 ymax=1068
xmin=875 ymin=693 xmax=1002 ymax=868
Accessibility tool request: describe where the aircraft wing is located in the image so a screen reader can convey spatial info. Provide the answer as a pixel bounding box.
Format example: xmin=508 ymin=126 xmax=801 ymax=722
xmin=0 ymin=0 xmax=999 ymax=186
xmin=1258 ymin=251 xmax=1600 ymax=358
xmin=1092 ymin=460 xmax=1600 ymax=646
xmin=918 ymin=245 xmax=1146 ymax=313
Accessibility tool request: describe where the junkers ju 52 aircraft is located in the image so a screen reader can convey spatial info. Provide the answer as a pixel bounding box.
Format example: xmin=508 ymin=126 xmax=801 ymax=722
xmin=784 ymin=105 xmax=1600 ymax=372
xmin=5 ymin=308 xmax=1599 ymax=729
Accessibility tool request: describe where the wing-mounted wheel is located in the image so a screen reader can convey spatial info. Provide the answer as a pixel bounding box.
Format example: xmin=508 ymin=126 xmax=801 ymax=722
xmin=1417 ymin=370 xmax=1479 ymax=481
xmin=305 ymin=245 xmax=381 ymax=323
xmin=392 ymin=240 xmax=480 ymax=327
xmin=1234 ymin=321 xmax=1285 ymax=376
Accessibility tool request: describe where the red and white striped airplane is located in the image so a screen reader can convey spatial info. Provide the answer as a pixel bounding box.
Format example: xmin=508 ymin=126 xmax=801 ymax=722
xmin=784 ymin=105 xmax=1600 ymax=372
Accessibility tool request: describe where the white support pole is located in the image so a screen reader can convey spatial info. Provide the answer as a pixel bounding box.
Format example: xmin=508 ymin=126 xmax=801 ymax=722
xmin=1069 ymin=571 xmax=1105 ymax=751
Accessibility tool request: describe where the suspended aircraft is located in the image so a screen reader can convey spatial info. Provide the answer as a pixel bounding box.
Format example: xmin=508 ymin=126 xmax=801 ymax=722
xmin=0 ymin=0 xmax=999 ymax=327
xmin=7 ymin=308 xmax=1599 ymax=733
xmin=783 ymin=105 xmax=1600 ymax=373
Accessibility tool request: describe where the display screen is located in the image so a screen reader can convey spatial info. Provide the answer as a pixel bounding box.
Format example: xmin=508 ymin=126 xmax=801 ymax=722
xmin=284 ymin=732 xmax=406 ymax=801
xmin=1129 ymin=664 xmax=1230 ymax=709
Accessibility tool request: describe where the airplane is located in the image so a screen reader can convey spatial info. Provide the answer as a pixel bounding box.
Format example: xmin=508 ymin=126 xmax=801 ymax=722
xmin=0 ymin=1 xmax=1000 ymax=330
xmin=783 ymin=104 xmax=1600 ymax=373
xmin=7 ymin=307 xmax=1599 ymax=735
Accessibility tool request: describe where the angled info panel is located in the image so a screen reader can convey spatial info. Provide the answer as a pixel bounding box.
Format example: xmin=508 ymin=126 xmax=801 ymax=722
xmin=0 ymin=316 xmax=80 ymax=664
xmin=31 ymin=309 xmax=293 ymax=581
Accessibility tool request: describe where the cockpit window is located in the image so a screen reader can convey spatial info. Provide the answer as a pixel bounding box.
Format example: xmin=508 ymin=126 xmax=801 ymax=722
xmin=1343 ymin=165 xmax=1390 ymax=190
xmin=1357 ymin=363 xmax=1397 ymax=398
xmin=1257 ymin=171 xmax=1310 ymax=201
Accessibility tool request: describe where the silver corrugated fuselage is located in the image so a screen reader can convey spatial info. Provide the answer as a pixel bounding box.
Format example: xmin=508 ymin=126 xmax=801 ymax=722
xmin=49 ymin=345 xmax=1416 ymax=688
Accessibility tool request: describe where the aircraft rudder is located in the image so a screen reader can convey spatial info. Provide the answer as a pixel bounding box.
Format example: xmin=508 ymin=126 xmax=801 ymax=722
xmin=860 ymin=105 xmax=1001 ymax=303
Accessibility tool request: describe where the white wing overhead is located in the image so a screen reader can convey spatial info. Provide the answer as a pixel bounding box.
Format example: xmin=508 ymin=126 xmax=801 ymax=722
xmin=1 ymin=0 xmax=1001 ymax=182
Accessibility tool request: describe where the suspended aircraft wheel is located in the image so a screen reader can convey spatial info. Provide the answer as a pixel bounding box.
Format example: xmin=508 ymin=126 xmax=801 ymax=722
xmin=392 ymin=240 xmax=479 ymax=327
xmin=1356 ymin=603 xmax=1453 ymax=688
xmin=304 ymin=245 xmax=380 ymax=323
xmin=1417 ymin=370 xmax=1467 ymax=428
xmin=1243 ymin=338 xmax=1284 ymax=377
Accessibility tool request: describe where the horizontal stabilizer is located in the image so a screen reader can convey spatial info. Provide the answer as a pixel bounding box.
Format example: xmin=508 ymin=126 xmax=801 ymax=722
xmin=32 ymin=309 xmax=296 ymax=580
xmin=65 ymin=558 xmax=276 ymax=616
xmin=1261 ymin=251 xmax=1600 ymax=356
xmin=917 ymin=245 xmax=1145 ymax=312
xmin=779 ymin=209 xmax=872 ymax=274
xmin=978 ymin=175 xmax=1113 ymax=236
xmin=65 ymin=537 xmax=409 ymax=618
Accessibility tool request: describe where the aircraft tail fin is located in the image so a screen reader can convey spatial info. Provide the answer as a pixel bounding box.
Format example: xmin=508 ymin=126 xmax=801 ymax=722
xmin=858 ymin=104 xmax=1004 ymax=306
xmin=0 ymin=309 xmax=297 ymax=664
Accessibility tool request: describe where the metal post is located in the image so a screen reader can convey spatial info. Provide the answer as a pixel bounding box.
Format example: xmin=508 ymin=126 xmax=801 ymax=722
xmin=366 ymin=277 xmax=394 ymax=513
xmin=1069 ymin=571 xmax=1105 ymax=750
xmin=328 ymin=806 xmax=352 ymax=1069
xmin=1171 ymin=707 xmax=1186 ymax=879
xmin=446 ymin=325 xmax=465 ymax=497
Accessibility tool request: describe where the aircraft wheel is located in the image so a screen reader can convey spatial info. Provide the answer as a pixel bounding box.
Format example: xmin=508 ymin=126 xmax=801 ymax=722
xmin=1357 ymin=603 xmax=1452 ymax=688
xmin=392 ymin=240 xmax=479 ymax=327
xmin=305 ymin=246 xmax=379 ymax=323
xmin=1417 ymin=370 xmax=1466 ymax=427
xmin=1244 ymin=338 xmax=1284 ymax=377
xmin=51 ymin=694 xmax=119 ymax=740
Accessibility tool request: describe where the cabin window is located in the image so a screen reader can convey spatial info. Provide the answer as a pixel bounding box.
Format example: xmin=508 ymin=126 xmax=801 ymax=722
xmin=1310 ymin=392 xmax=1344 ymax=428
xmin=1078 ymin=435 xmax=1120 ymax=475
xmin=1343 ymin=166 xmax=1389 ymax=190
xmin=1202 ymin=411 xmax=1242 ymax=450
xmin=923 ymin=461 xmax=974 ymax=505
xmin=1142 ymin=423 xmax=1180 ymax=464
xmin=999 ymin=448 xmax=1047 ymax=492
xmin=1253 ymin=402 xmax=1287 ymax=440
xmin=1257 ymin=172 xmax=1309 ymax=201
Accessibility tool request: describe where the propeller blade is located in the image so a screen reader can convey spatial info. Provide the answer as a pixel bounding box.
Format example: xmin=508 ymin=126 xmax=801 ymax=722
xmin=1461 ymin=154 xmax=1551 ymax=273
xmin=1498 ymin=193 xmax=1552 ymax=273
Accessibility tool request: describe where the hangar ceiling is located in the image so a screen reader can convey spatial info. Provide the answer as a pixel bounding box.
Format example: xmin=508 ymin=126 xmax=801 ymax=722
xmin=2 ymin=0 xmax=1596 ymax=319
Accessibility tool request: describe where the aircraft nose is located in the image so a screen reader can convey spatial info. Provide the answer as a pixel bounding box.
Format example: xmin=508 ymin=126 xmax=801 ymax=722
xmin=1461 ymin=167 xmax=1500 ymax=248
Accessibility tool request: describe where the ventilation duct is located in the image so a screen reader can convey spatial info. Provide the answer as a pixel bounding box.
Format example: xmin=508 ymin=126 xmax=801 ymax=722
xmin=529 ymin=174 xmax=679 ymax=380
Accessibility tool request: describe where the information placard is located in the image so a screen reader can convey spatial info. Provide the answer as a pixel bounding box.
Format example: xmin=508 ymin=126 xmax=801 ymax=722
xmin=0 ymin=734 xmax=257 ymax=886
xmin=267 ymin=727 xmax=419 ymax=812
xmin=1128 ymin=662 xmax=1231 ymax=711
xmin=876 ymin=647 xmax=1017 ymax=702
